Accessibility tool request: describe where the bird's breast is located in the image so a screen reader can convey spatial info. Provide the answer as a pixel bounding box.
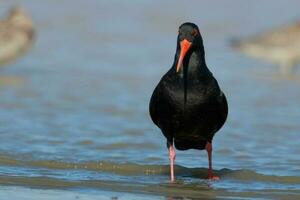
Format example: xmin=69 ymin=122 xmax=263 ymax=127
xmin=163 ymin=81 xmax=214 ymax=109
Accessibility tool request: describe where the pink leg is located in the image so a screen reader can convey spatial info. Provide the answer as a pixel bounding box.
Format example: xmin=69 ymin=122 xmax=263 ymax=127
xmin=168 ymin=143 xmax=176 ymax=182
xmin=205 ymin=142 xmax=219 ymax=180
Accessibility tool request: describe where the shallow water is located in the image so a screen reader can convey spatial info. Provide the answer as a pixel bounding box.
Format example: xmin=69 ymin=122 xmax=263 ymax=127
xmin=0 ymin=0 xmax=300 ymax=199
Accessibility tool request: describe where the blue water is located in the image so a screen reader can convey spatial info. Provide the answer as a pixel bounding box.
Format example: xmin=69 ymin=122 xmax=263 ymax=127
xmin=0 ymin=0 xmax=300 ymax=199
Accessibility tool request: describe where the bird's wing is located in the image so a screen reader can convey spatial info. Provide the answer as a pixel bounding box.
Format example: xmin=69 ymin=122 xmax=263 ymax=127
xmin=149 ymin=85 xmax=161 ymax=126
xmin=215 ymin=91 xmax=228 ymax=133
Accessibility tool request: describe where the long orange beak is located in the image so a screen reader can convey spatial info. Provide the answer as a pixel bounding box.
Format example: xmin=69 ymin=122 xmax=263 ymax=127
xmin=176 ymin=39 xmax=192 ymax=72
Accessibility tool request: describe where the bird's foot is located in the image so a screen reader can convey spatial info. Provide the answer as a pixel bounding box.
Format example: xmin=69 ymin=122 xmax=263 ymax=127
xmin=170 ymin=177 xmax=175 ymax=183
xmin=207 ymin=171 xmax=219 ymax=180
xmin=207 ymin=175 xmax=220 ymax=180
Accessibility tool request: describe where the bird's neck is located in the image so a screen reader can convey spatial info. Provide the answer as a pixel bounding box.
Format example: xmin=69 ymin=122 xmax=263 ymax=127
xmin=174 ymin=48 xmax=210 ymax=78
xmin=172 ymin=47 xmax=211 ymax=108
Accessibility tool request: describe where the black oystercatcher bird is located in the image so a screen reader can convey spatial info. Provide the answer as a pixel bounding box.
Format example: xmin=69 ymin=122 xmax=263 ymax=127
xmin=149 ymin=23 xmax=228 ymax=181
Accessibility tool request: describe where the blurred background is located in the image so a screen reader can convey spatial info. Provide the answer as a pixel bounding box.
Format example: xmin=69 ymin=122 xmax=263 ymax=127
xmin=0 ymin=1 xmax=299 ymax=199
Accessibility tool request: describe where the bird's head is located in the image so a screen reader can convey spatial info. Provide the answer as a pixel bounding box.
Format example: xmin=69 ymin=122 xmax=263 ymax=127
xmin=176 ymin=22 xmax=203 ymax=72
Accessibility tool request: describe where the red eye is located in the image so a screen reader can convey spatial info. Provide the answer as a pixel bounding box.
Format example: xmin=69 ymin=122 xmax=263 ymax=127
xmin=191 ymin=29 xmax=198 ymax=36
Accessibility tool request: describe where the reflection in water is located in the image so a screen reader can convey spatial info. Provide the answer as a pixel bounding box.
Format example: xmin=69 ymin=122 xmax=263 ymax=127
xmin=0 ymin=75 xmax=23 ymax=86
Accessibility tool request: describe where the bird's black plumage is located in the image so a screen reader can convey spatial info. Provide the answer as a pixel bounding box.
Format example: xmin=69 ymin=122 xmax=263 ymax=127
xmin=149 ymin=23 xmax=228 ymax=151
